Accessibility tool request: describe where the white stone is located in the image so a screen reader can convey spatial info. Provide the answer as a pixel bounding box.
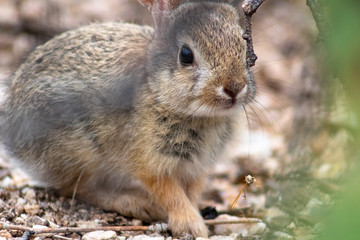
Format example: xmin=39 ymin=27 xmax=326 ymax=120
xmin=210 ymin=236 xmax=235 ymax=240
xmin=0 ymin=176 xmax=12 ymax=188
xmin=273 ymin=231 xmax=294 ymax=239
xmin=213 ymin=214 xmax=267 ymax=236
xmin=128 ymin=235 xmax=165 ymax=240
xmin=82 ymin=231 xmax=118 ymax=240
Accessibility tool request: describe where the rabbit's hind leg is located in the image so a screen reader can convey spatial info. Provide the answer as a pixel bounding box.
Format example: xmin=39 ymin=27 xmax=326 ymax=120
xmin=80 ymin=187 xmax=168 ymax=222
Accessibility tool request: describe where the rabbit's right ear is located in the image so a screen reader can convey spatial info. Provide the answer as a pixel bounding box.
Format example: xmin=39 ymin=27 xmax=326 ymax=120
xmin=138 ymin=0 xmax=182 ymax=30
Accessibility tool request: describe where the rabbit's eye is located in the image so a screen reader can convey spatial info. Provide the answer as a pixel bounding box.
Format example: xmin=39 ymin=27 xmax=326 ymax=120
xmin=179 ymin=45 xmax=194 ymax=66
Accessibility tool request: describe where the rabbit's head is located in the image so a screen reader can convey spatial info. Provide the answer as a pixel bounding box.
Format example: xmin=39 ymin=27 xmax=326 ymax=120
xmin=140 ymin=0 xmax=255 ymax=117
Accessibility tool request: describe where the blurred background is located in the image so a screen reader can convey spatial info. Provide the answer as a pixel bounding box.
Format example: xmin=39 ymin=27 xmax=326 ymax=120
xmin=0 ymin=0 xmax=357 ymax=239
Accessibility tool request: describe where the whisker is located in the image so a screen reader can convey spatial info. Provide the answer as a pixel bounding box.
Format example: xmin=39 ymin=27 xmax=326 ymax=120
xmin=254 ymin=93 xmax=285 ymax=109
xmin=251 ymin=99 xmax=284 ymax=134
xmin=247 ymin=103 xmax=265 ymax=140
xmin=252 ymin=61 xmax=285 ymax=74
xmin=242 ymin=105 xmax=251 ymax=165
xmin=189 ymin=101 xmax=206 ymax=118
xmin=256 ymin=79 xmax=297 ymax=95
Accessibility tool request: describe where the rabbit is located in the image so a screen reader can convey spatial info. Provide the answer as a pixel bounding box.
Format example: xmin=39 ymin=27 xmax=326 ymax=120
xmin=0 ymin=0 xmax=256 ymax=237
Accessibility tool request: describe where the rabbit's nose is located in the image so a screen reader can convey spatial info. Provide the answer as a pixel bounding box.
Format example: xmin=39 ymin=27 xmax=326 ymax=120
xmin=223 ymin=83 xmax=244 ymax=103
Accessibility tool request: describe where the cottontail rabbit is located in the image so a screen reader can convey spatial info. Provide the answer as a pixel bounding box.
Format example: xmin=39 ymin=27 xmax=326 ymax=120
xmin=1 ymin=0 xmax=255 ymax=237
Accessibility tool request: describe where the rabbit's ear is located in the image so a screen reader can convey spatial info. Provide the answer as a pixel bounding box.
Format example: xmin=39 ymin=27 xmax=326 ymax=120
xmin=138 ymin=0 xmax=182 ymax=30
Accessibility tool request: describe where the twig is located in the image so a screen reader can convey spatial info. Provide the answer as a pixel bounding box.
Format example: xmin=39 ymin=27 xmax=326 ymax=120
xmin=0 ymin=223 xmax=161 ymax=234
xmin=53 ymin=235 xmax=75 ymax=240
xmin=306 ymin=0 xmax=327 ymax=41
xmin=241 ymin=0 xmax=267 ymax=67
xmin=1 ymin=218 xmax=263 ymax=236
xmin=204 ymin=218 xmax=262 ymax=225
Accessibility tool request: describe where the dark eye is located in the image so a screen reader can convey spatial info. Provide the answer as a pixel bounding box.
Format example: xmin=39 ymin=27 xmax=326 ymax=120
xmin=179 ymin=45 xmax=194 ymax=66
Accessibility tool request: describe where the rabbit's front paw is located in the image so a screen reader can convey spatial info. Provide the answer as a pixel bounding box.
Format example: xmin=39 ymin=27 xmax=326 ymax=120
xmin=169 ymin=207 xmax=208 ymax=238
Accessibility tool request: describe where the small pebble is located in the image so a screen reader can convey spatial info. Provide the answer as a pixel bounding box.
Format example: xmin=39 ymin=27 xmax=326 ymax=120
xmin=149 ymin=233 xmax=164 ymax=238
xmin=26 ymin=216 xmax=49 ymax=227
xmin=0 ymin=176 xmax=13 ymax=188
xmin=179 ymin=233 xmax=193 ymax=240
xmin=13 ymin=217 xmax=25 ymax=225
xmin=265 ymin=207 xmax=292 ymax=228
xmin=49 ymin=202 xmax=58 ymax=212
xmin=0 ymin=199 xmax=6 ymax=211
xmin=128 ymin=235 xmax=165 ymax=240
xmin=210 ymin=236 xmax=235 ymax=240
xmin=82 ymin=231 xmax=118 ymax=240
xmin=273 ymin=231 xmax=294 ymax=239
xmin=131 ymin=219 xmax=143 ymax=226
xmin=15 ymin=197 xmax=26 ymax=206
xmin=213 ymin=214 xmax=267 ymax=236
xmin=1 ymin=210 xmax=16 ymax=220
xmin=23 ymin=188 xmax=36 ymax=200
xmin=24 ymin=203 xmax=40 ymax=215
xmin=0 ymin=230 xmax=12 ymax=238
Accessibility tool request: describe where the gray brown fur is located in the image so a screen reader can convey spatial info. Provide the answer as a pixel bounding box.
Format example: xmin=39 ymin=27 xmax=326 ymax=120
xmin=1 ymin=0 xmax=255 ymax=238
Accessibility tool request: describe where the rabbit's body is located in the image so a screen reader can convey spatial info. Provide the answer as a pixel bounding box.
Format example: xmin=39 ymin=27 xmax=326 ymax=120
xmin=1 ymin=1 xmax=256 ymax=237
xmin=4 ymin=23 xmax=154 ymax=186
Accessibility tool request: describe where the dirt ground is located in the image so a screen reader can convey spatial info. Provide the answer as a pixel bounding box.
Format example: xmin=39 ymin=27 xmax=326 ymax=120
xmin=0 ymin=0 xmax=353 ymax=239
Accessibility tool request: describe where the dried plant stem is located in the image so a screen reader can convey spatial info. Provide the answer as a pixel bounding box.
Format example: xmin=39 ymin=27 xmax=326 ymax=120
xmin=306 ymin=0 xmax=326 ymax=41
xmin=230 ymin=175 xmax=257 ymax=209
xmin=205 ymin=218 xmax=262 ymax=225
xmin=1 ymin=218 xmax=262 ymax=235
xmin=230 ymin=184 xmax=247 ymax=209
xmin=241 ymin=0 xmax=267 ymax=67
xmin=0 ymin=223 xmax=152 ymax=234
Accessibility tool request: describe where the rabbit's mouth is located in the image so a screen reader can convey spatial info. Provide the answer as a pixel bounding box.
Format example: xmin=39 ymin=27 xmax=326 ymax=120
xmin=224 ymin=101 xmax=237 ymax=109
xmin=185 ymin=98 xmax=243 ymax=117
xmin=183 ymin=84 xmax=254 ymax=117
xmin=219 ymin=84 xmax=251 ymax=108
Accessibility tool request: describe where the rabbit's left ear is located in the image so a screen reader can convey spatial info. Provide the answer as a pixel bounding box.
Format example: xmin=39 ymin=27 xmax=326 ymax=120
xmin=138 ymin=0 xmax=182 ymax=30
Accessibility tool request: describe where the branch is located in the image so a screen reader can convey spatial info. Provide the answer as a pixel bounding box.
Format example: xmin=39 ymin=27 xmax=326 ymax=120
xmin=0 ymin=223 xmax=165 ymax=234
xmin=306 ymin=0 xmax=327 ymax=41
xmin=0 ymin=218 xmax=263 ymax=236
xmin=241 ymin=0 xmax=267 ymax=67
xmin=205 ymin=218 xmax=263 ymax=225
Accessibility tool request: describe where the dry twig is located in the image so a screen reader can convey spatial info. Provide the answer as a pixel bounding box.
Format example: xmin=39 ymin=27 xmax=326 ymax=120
xmin=241 ymin=0 xmax=267 ymax=67
xmin=306 ymin=0 xmax=327 ymax=41
xmin=0 ymin=223 xmax=161 ymax=234
xmin=205 ymin=218 xmax=262 ymax=225
xmin=0 ymin=218 xmax=262 ymax=236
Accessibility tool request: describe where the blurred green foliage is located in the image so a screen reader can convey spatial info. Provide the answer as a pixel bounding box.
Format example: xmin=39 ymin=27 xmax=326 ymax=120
xmin=320 ymin=0 xmax=360 ymax=239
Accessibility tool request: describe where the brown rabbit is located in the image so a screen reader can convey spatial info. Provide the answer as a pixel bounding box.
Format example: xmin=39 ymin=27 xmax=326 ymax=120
xmin=1 ymin=0 xmax=255 ymax=237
